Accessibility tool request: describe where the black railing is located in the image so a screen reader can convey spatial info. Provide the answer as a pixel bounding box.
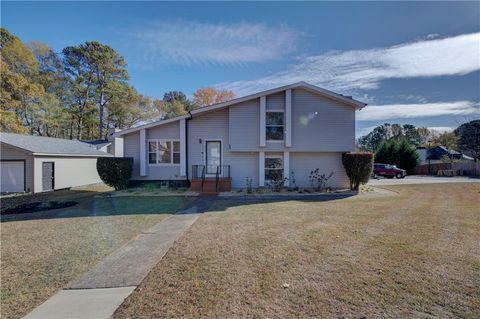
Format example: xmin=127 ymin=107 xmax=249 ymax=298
xmin=192 ymin=165 xmax=230 ymax=192
xmin=192 ymin=165 xmax=230 ymax=179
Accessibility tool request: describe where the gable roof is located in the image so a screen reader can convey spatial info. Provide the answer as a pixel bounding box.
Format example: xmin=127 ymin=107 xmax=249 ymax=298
xmin=116 ymin=81 xmax=367 ymax=136
xmin=0 ymin=133 xmax=112 ymax=157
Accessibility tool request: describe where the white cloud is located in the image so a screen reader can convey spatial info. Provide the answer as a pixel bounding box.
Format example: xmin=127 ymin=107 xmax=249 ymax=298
xmin=357 ymin=101 xmax=480 ymax=121
xmin=394 ymin=94 xmax=428 ymax=104
xmin=128 ymin=21 xmax=298 ymax=66
xmin=218 ymin=32 xmax=480 ymax=95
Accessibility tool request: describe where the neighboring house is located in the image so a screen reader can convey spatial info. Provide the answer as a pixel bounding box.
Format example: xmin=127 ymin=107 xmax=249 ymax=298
xmin=416 ymin=146 xmax=474 ymax=164
xmin=0 ymin=133 xmax=112 ymax=194
xmin=117 ymin=82 xmax=366 ymax=191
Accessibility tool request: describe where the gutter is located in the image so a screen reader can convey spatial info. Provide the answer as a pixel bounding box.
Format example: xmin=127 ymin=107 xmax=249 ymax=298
xmin=185 ymin=111 xmax=193 ymax=184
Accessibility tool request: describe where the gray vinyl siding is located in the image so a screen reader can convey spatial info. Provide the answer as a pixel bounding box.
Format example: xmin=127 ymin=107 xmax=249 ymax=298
xmin=266 ymin=91 xmax=285 ymax=110
xmin=229 ymin=99 xmax=260 ymax=151
xmin=120 ymin=86 xmax=357 ymax=187
xmin=290 ymin=152 xmax=349 ymax=189
xmin=123 ymin=131 xmax=141 ymax=179
xmin=146 ymin=121 xmax=181 ymax=180
xmin=228 ymin=88 xmax=355 ymax=152
xmin=147 ymin=121 xmax=179 ymax=140
xmin=229 ymin=153 xmax=258 ymax=188
xmin=123 ymin=123 xmax=182 ymax=181
xmin=291 ymin=88 xmax=355 ymax=152
xmin=188 ymin=109 xmax=258 ymax=187
xmin=188 ymin=109 xmax=230 ymax=177
xmin=0 ymin=143 xmax=34 ymax=192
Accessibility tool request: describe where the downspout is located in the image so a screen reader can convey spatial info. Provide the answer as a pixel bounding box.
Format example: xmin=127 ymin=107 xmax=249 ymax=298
xmin=186 ymin=111 xmax=193 ymax=184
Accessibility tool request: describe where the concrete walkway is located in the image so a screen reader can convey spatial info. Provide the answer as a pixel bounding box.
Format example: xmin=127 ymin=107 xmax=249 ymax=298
xmin=23 ymin=196 xmax=216 ymax=319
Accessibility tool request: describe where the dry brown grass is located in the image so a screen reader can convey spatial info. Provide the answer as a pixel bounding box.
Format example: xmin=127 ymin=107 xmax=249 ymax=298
xmin=1 ymin=195 xmax=193 ymax=319
xmin=115 ymin=183 xmax=480 ymax=319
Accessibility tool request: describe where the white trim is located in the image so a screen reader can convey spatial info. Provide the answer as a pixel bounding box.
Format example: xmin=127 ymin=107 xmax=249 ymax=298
xmin=264 ymin=154 xmax=284 ymax=183
xmin=283 ymin=151 xmax=290 ymax=186
xmin=116 ymin=115 xmax=190 ymax=136
xmin=204 ymin=139 xmax=223 ymax=176
xmin=285 ymin=89 xmax=292 ymax=147
xmin=179 ymin=119 xmax=186 ymax=177
xmin=147 ymin=139 xmax=181 ymax=166
xmin=140 ymin=129 xmax=146 ymax=176
xmin=265 ymin=154 xmax=284 ymax=159
xmin=115 ymin=81 xmax=366 ymax=137
xmin=189 ymin=81 xmax=366 ymax=116
xmin=259 ymin=151 xmax=265 ymax=187
xmin=30 ymin=153 xmax=111 ymax=157
xmin=260 ymin=96 xmax=266 ymax=147
xmin=265 ymin=110 xmax=285 ymax=142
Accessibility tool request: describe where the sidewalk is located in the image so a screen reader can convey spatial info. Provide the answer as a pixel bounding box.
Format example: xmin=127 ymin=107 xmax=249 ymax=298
xmin=23 ymin=197 xmax=216 ymax=319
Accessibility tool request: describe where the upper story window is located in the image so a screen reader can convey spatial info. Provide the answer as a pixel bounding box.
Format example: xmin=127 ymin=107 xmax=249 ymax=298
xmin=148 ymin=140 xmax=180 ymax=165
xmin=266 ymin=111 xmax=284 ymax=141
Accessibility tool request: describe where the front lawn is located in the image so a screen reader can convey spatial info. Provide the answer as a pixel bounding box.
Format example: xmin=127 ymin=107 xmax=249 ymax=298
xmin=115 ymin=183 xmax=480 ymax=318
xmin=1 ymin=194 xmax=194 ymax=319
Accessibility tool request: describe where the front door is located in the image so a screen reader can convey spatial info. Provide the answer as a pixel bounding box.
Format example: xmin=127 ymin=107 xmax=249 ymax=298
xmin=42 ymin=162 xmax=54 ymax=191
xmin=206 ymin=141 xmax=221 ymax=175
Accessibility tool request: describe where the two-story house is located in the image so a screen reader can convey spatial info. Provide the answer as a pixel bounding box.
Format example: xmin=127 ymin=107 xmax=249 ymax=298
xmin=117 ymin=82 xmax=366 ymax=192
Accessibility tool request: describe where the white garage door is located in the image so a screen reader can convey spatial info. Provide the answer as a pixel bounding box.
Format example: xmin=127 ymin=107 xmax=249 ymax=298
xmin=1 ymin=161 xmax=25 ymax=193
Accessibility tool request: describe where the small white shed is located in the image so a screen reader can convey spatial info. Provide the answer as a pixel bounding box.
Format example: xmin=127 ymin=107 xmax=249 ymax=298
xmin=0 ymin=133 xmax=112 ymax=194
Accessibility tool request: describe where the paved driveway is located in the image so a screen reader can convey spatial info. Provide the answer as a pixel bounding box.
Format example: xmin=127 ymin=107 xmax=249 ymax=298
xmin=368 ymin=175 xmax=480 ymax=186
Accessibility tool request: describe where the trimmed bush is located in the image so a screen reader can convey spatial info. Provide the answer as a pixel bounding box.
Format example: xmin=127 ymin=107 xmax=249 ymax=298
xmin=375 ymin=138 xmax=420 ymax=174
xmin=342 ymin=152 xmax=374 ymax=191
xmin=97 ymin=157 xmax=133 ymax=190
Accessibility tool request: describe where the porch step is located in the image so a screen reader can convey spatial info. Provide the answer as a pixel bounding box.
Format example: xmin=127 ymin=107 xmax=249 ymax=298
xmin=200 ymin=192 xmax=219 ymax=197
xmin=190 ymin=178 xmax=231 ymax=192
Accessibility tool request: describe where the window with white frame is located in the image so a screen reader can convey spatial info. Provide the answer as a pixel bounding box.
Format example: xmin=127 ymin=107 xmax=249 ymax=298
xmin=265 ymin=155 xmax=283 ymax=181
xmin=148 ymin=140 xmax=180 ymax=165
xmin=266 ymin=111 xmax=284 ymax=141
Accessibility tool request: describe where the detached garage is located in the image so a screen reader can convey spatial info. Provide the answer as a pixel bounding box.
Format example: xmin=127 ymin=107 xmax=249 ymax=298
xmin=0 ymin=133 xmax=112 ymax=194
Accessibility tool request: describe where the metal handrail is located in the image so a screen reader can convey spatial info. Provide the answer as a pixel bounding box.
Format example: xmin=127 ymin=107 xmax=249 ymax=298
xmin=201 ymin=166 xmax=206 ymax=192
xmin=192 ymin=165 xmax=230 ymax=179
xmin=215 ymin=166 xmax=220 ymax=192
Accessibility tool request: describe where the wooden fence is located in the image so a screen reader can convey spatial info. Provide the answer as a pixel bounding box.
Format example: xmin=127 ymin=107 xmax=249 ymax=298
xmin=414 ymin=162 xmax=480 ymax=176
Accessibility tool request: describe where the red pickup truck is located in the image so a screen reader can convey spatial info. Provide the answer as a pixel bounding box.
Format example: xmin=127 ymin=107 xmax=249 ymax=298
xmin=373 ymin=163 xmax=406 ymax=179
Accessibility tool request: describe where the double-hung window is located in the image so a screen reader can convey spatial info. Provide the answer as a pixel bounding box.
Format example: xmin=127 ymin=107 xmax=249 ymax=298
xmin=265 ymin=156 xmax=283 ymax=181
xmin=266 ymin=111 xmax=284 ymax=141
xmin=148 ymin=140 xmax=180 ymax=165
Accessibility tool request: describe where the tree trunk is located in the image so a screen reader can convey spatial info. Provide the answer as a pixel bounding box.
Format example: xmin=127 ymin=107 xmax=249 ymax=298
xmin=99 ymin=88 xmax=105 ymax=139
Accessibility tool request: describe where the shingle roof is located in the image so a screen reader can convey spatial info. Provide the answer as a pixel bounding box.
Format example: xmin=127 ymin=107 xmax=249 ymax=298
xmin=0 ymin=133 xmax=112 ymax=157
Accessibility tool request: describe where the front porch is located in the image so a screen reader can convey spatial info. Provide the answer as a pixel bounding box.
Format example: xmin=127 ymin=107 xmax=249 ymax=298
xmin=190 ymin=165 xmax=231 ymax=193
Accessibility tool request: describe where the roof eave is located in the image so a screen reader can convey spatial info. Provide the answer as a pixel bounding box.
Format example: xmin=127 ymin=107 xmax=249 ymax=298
xmin=115 ymin=81 xmax=367 ymax=135
xmin=32 ymin=152 xmax=112 ymax=157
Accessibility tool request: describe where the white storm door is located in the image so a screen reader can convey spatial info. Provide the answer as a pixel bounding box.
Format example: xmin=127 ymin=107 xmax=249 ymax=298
xmin=205 ymin=141 xmax=221 ymax=175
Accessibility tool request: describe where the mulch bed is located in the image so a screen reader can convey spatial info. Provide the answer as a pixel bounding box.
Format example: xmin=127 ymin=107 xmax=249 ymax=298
xmin=1 ymin=201 xmax=78 ymax=215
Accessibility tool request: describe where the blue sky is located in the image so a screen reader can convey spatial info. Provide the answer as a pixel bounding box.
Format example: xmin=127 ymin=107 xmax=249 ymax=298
xmin=2 ymin=1 xmax=479 ymax=136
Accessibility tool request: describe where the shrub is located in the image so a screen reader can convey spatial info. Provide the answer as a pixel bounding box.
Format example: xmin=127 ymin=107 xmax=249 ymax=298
xmin=97 ymin=157 xmax=133 ymax=190
xmin=266 ymin=175 xmax=287 ymax=192
xmin=245 ymin=177 xmax=253 ymax=194
xmin=308 ymin=169 xmax=334 ymax=192
xmin=342 ymin=152 xmax=374 ymax=191
xmin=289 ymin=171 xmax=298 ymax=191
xmin=375 ymin=138 xmax=419 ymax=174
